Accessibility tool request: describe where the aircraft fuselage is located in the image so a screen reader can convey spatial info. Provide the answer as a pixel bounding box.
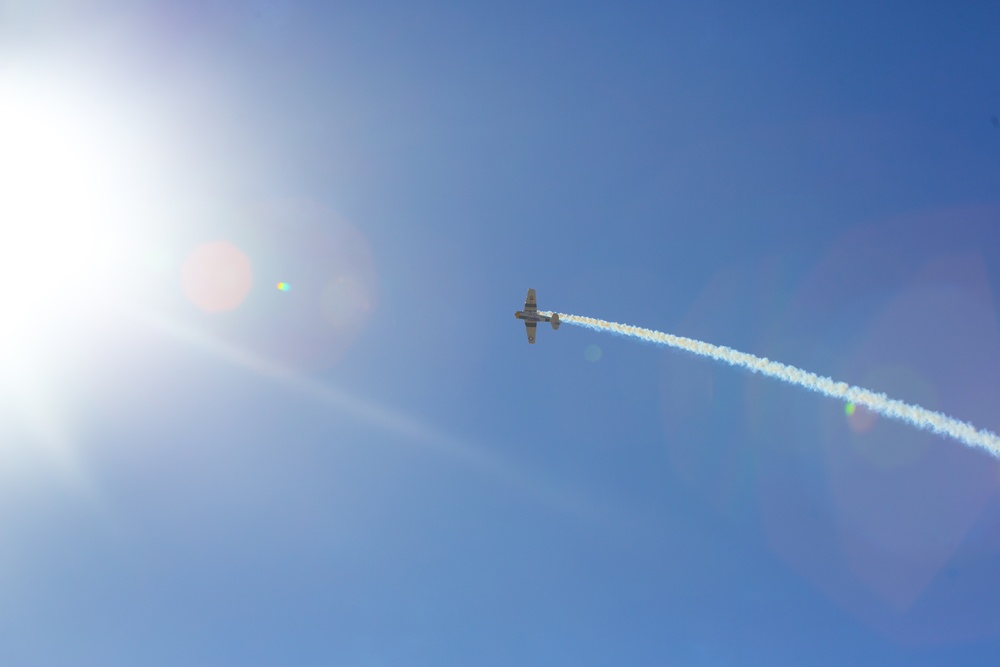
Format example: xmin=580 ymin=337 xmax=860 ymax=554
xmin=515 ymin=289 xmax=559 ymax=343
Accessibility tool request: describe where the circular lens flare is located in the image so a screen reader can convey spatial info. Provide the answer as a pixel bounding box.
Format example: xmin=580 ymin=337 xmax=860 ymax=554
xmin=181 ymin=241 xmax=253 ymax=313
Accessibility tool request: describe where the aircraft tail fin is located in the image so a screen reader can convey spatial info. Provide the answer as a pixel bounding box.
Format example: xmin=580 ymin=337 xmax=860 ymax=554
xmin=551 ymin=313 xmax=560 ymax=330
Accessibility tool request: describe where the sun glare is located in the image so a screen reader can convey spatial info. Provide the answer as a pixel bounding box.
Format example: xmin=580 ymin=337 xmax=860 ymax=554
xmin=0 ymin=66 xmax=149 ymax=470
xmin=0 ymin=77 xmax=125 ymax=363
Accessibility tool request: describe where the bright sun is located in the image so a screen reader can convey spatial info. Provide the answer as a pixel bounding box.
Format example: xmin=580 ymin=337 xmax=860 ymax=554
xmin=0 ymin=68 xmax=144 ymax=469
xmin=0 ymin=76 xmax=125 ymax=365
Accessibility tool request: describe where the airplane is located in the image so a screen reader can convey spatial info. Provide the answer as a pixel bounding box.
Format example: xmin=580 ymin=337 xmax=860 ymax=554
xmin=514 ymin=288 xmax=560 ymax=344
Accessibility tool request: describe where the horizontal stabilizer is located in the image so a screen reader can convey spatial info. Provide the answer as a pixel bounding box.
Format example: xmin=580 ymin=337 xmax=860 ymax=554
xmin=551 ymin=313 xmax=560 ymax=330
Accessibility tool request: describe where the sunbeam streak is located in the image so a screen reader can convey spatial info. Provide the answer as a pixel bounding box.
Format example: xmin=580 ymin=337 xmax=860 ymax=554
xmin=545 ymin=312 xmax=1000 ymax=458
xmin=138 ymin=311 xmax=608 ymax=521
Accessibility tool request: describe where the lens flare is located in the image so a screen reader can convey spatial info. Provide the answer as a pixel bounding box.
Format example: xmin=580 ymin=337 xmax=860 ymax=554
xmin=277 ymin=282 xmax=290 ymax=291
xmin=181 ymin=241 xmax=253 ymax=313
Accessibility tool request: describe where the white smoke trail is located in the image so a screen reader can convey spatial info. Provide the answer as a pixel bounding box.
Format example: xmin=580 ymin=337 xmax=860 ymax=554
xmin=543 ymin=311 xmax=1000 ymax=458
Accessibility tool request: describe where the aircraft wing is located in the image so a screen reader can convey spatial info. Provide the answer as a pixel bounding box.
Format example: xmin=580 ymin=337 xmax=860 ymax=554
xmin=524 ymin=288 xmax=537 ymax=312
xmin=525 ymin=321 xmax=537 ymax=344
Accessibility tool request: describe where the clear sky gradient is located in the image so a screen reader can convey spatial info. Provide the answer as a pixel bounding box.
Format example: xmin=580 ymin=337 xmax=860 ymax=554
xmin=2 ymin=1 xmax=1000 ymax=665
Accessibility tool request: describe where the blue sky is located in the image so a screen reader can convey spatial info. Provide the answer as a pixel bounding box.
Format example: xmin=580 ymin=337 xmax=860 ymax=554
xmin=1 ymin=1 xmax=1000 ymax=665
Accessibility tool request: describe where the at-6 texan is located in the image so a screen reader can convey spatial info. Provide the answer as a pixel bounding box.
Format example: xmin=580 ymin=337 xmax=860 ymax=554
xmin=514 ymin=288 xmax=560 ymax=344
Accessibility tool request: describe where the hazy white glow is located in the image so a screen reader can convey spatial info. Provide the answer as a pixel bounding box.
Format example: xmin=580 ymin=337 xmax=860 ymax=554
xmin=0 ymin=80 xmax=123 ymax=359
xmin=549 ymin=312 xmax=1000 ymax=458
xmin=0 ymin=68 xmax=143 ymax=480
